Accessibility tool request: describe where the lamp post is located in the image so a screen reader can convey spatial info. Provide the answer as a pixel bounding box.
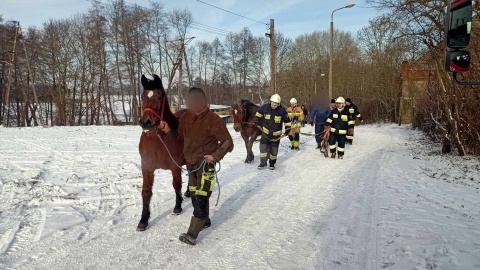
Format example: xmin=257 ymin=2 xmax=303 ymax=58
xmin=329 ymin=2 xmax=355 ymax=99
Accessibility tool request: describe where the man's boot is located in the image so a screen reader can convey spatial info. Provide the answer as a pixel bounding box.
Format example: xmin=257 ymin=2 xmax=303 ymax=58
xmin=179 ymin=216 xmax=205 ymax=245
xmin=184 ymin=189 xmax=191 ymax=198
xmin=203 ymin=218 xmax=211 ymax=229
xmin=330 ymin=152 xmax=336 ymax=159
xmin=316 ymin=143 xmax=321 ymax=149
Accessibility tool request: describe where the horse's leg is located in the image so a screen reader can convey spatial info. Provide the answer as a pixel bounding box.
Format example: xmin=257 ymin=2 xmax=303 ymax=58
xmin=246 ymin=135 xmax=255 ymax=163
xmin=172 ymin=167 xmax=183 ymax=214
xmin=241 ymin=132 xmax=252 ymax=163
xmin=137 ymin=168 xmax=154 ymax=231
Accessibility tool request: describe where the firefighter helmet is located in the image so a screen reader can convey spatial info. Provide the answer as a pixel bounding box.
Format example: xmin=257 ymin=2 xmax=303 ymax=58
xmin=336 ymin=97 xmax=345 ymax=104
xmin=270 ymin=94 xmax=281 ymax=103
xmin=290 ymin=98 xmax=297 ymax=104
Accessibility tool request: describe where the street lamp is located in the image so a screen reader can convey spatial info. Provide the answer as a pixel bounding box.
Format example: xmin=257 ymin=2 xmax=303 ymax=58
xmin=329 ymin=2 xmax=355 ymax=99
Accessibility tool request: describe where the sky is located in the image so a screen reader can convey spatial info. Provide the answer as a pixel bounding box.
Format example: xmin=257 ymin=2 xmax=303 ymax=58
xmin=1 ymin=0 xmax=381 ymax=42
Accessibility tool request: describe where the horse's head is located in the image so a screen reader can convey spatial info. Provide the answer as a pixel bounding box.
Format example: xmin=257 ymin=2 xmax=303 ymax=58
xmin=139 ymin=74 xmax=168 ymax=131
xmin=231 ymin=102 xmax=245 ymax=132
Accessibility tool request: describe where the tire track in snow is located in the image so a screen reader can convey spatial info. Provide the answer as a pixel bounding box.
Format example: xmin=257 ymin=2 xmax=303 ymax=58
xmin=313 ymin=131 xmax=394 ymax=269
xmin=0 ymin=207 xmax=46 ymax=260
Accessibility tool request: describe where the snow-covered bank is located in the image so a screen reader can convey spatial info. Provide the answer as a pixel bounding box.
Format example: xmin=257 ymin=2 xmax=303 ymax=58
xmin=0 ymin=124 xmax=479 ymax=269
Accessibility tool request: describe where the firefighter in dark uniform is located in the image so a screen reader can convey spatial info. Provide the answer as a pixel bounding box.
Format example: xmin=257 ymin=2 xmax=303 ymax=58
xmin=345 ymin=97 xmax=363 ymax=145
xmin=254 ymin=94 xmax=291 ymax=170
xmin=325 ymin=97 xmax=353 ymax=159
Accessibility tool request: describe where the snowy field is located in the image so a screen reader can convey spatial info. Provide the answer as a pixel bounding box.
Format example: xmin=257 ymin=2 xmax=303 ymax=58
xmin=0 ymin=124 xmax=479 ymax=270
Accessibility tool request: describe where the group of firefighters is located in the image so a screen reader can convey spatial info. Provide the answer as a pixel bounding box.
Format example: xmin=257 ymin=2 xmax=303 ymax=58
xmin=158 ymin=87 xmax=362 ymax=245
xmin=254 ymin=94 xmax=362 ymax=169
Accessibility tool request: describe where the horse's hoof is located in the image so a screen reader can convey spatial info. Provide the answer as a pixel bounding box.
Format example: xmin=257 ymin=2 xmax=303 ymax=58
xmin=136 ymin=222 xmax=148 ymax=231
xmin=173 ymin=207 xmax=183 ymax=215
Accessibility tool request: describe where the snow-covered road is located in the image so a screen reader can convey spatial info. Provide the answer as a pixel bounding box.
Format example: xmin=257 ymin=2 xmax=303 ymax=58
xmin=0 ymin=125 xmax=479 ymax=270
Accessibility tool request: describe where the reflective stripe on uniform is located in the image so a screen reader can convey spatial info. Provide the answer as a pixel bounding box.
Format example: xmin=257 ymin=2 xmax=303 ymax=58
xmin=260 ymin=152 xmax=268 ymax=158
xmin=255 ymin=112 xmax=263 ymax=118
xmin=284 ymin=122 xmax=292 ymax=127
xmin=273 ymin=130 xmax=282 ymax=136
xmin=339 ymin=130 xmax=347 ymax=135
xmin=348 ymin=120 xmax=355 ymax=125
xmin=189 ymin=185 xmax=197 ymax=192
xmin=263 ymin=127 xmax=269 ymax=134
xmin=329 ymin=145 xmax=336 ymax=150
xmin=293 ymin=141 xmax=299 ymax=147
xmin=346 ymin=135 xmax=354 ymax=140
xmin=270 ymin=155 xmax=277 ymax=160
xmin=326 ymin=118 xmax=333 ymax=123
xmin=341 ymin=115 xmax=348 ymax=121
xmin=357 ymin=114 xmax=361 ymax=118
xmin=338 ymin=147 xmax=345 ymax=152
xmin=196 ymin=172 xmax=215 ymax=197
xmin=330 ymin=128 xmax=336 ymax=133
xmin=349 ymin=108 xmax=354 ymax=114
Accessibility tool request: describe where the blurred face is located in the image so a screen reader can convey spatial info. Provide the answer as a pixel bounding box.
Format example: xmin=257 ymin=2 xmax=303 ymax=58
xmin=186 ymin=92 xmax=207 ymax=113
xmin=291 ymin=103 xmax=297 ymax=107
xmin=345 ymin=101 xmax=351 ymax=106
xmin=336 ymin=102 xmax=344 ymax=109
xmin=270 ymin=102 xmax=279 ymax=109
xmin=330 ymin=102 xmax=336 ymax=109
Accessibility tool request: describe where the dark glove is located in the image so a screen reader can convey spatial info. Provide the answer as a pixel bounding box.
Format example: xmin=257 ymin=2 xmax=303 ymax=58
xmin=310 ymin=122 xmax=314 ymax=127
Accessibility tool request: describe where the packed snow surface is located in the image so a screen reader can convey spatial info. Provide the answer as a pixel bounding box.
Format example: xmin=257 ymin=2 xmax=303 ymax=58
xmin=0 ymin=124 xmax=479 ymax=270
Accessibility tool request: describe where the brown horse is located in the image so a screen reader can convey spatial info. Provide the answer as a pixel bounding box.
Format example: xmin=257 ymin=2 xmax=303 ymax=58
xmin=137 ymin=74 xmax=186 ymax=231
xmin=231 ymin=99 xmax=260 ymax=163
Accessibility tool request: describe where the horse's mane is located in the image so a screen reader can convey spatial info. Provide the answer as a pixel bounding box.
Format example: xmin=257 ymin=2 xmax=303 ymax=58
xmin=238 ymin=99 xmax=258 ymax=121
xmin=160 ymin=95 xmax=180 ymax=130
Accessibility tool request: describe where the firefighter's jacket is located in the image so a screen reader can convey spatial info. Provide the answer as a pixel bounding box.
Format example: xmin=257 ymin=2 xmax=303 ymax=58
xmin=286 ymin=106 xmax=304 ymax=135
xmin=325 ymin=107 xmax=354 ymax=135
xmin=346 ymin=103 xmax=362 ymax=125
xmin=255 ymin=104 xmax=292 ymax=140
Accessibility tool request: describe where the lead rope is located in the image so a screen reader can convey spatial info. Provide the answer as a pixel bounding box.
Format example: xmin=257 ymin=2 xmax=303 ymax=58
xmin=155 ymin=131 xmax=221 ymax=205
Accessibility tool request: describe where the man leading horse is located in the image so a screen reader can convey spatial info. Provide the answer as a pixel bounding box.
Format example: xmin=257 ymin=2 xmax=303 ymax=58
xmin=159 ymin=87 xmax=234 ymax=245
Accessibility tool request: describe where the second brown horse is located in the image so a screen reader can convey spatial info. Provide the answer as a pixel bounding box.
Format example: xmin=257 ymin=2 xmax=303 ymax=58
xmin=231 ymin=99 xmax=260 ymax=163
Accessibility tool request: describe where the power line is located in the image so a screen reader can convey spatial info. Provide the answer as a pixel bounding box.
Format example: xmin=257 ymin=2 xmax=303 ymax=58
xmin=191 ymin=22 xmax=232 ymax=34
xmin=190 ymin=22 xmax=233 ymax=36
xmin=189 ymin=26 xmax=230 ymax=36
xmin=196 ymin=0 xmax=268 ymax=25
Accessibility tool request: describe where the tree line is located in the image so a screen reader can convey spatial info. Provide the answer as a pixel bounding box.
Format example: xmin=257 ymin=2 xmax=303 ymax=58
xmin=0 ymin=0 xmax=479 ymax=155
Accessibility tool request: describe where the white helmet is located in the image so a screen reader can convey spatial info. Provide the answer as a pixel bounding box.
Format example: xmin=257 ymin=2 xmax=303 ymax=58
xmin=336 ymin=97 xmax=345 ymax=104
xmin=270 ymin=94 xmax=281 ymax=103
xmin=290 ymin=98 xmax=297 ymax=104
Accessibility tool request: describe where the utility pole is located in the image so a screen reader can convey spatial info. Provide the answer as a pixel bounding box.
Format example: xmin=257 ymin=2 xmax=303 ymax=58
xmin=267 ymin=19 xmax=276 ymax=95
xmin=19 ymin=26 xmax=44 ymax=126
xmin=177 ymin=39 xmax=183 ymax=109
xmin=2 ymin=21 xmax=20 ymax=127
xmin=170 ymin=37 xmax=194 ymax=109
